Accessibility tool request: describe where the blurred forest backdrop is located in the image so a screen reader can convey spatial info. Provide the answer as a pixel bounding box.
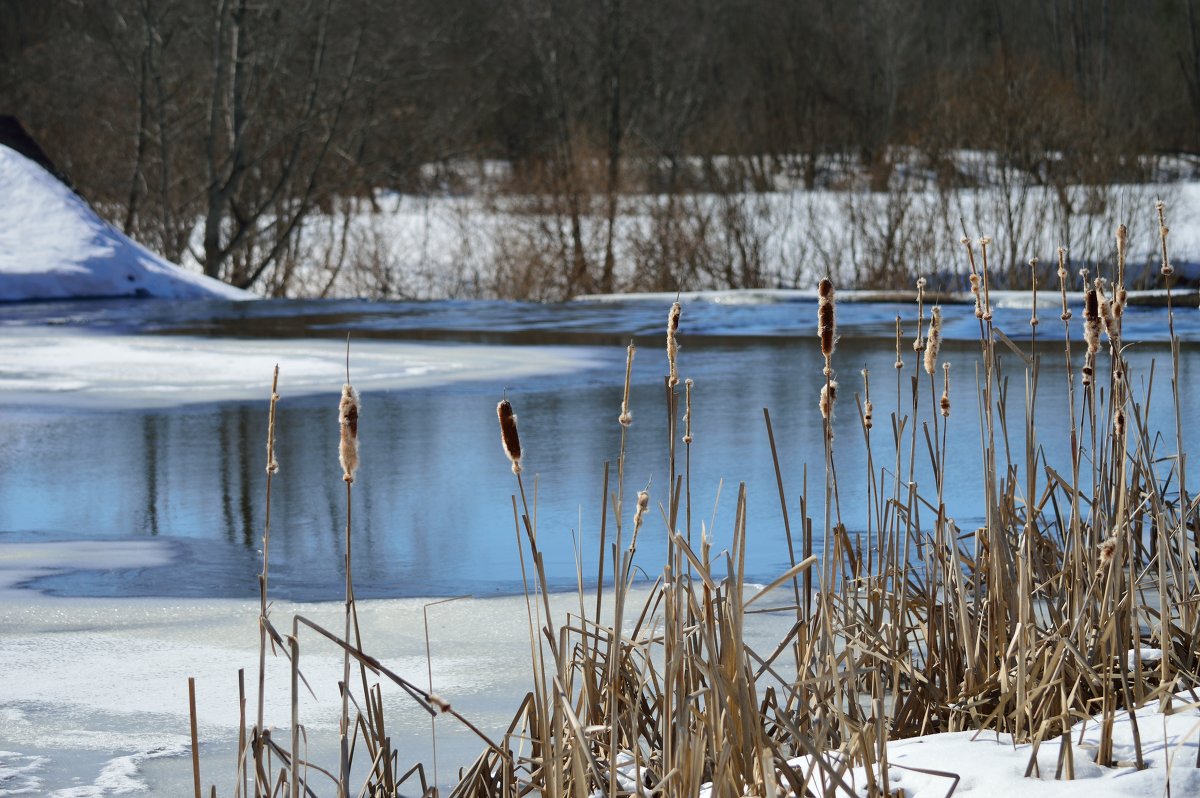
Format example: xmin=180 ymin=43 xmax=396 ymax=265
xmin=2 ymin=0 xmax=1200 ymax=299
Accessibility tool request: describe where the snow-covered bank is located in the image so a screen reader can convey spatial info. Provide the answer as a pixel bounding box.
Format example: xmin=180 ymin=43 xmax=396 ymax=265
xmin=0 ymin=144 xmax=247 ymax=302
xmin=732 ymin=695 xmax=1200 ymax=798
xmin=0 ymin=326 xmax=599 ymax=409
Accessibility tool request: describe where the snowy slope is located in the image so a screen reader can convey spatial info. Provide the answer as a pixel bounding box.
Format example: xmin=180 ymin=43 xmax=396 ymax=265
xmin=0 ymin=144 xmax=248 ymax=301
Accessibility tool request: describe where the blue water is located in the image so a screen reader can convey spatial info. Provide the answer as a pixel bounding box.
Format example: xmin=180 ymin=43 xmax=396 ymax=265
xmin=2 ymin=294 xmax=1198 ymax=599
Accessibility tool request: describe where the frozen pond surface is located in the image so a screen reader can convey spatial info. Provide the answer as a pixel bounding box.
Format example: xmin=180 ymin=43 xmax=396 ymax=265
xmin=2 ymin=291 xmax=1200 ymax=795
xmin=2 ymin=293 xmax=1200 ymax=599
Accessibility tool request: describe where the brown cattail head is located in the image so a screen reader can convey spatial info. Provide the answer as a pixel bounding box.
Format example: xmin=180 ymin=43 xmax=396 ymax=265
xmin=818 ymin=278 xmax=836 ymax=374
xmin=924 ymin=306 xmax=942 ymax=376
xmin=819 ymin=380 xmax=838 ymax=421
xmin=940 ymin=362 xmax=951 ymax=417
xmin=1084 ymin=288 xmax=1099 ymax=341
xmin=1156 ymin=200 xmax=1173 ymax=277
xmin=339 ymin=384 xmax=360 ymax=483
xmin=682 ymin=378 xmax=694 ymax=444
xmin=619 ymin=341 xmax=636 ymax=427
xmin=969 ymin=273 xmax=982 ymax=319
xmin=497 ymin=398 xmax=522 ymax=474
xmin=1114 ymin=406 xmax=1126 ymax=439
xmin=1083 ymin=286 xmax=1100 ymax=386
xmin=667 ymin=302 xmax=682 ymax=387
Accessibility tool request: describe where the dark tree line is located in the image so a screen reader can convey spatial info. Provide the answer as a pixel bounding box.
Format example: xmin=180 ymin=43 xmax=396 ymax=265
xmin=1 ymin=0 xmax=1198 ymax=296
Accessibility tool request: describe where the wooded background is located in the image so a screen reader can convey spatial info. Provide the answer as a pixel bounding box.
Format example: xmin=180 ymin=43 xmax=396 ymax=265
xmin=2 ymin=0 xmax=1198 ymax=298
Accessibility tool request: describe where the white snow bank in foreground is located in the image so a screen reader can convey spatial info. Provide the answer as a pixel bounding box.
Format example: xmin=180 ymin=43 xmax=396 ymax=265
xmin=0 ymin=144 xmax=247 ymax=302
xmin=694 ymin=694 xmax=1200 ymax=798
xmin=0 ymin=326 xmax=598 ymax=409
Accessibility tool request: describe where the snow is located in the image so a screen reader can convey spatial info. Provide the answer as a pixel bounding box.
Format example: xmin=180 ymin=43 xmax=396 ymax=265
xmin=0 ymin=540 xmax=173 ymax=598
xmin=0 ymin=325 xmax=600 ymax=409
xmin=692 ymin=694 xmax=1200 ymax=798
xmin=0 ymin=144 xmax=248 ymax=302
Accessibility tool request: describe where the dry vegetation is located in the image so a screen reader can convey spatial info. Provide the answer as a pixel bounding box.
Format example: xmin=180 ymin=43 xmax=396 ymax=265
xmin=202 ymin=204 xmax=1200 ymax=797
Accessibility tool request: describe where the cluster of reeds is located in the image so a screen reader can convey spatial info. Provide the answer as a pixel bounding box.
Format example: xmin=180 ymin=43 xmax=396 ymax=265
xmin=201 ymin=203 xmax=1199 ymax=798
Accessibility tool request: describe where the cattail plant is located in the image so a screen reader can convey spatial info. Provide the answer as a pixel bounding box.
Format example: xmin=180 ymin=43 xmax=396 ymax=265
xmin=940 ymin=362 xmax=951 ymax=418
xmin=631 ymin=488 xmax=650 ymax=547
xmin=913 ymin=276 xmax=927 ymax=352
xmin=818 ymin=278 xmax=836 ymax=376
xmin=682 ymin=378 xmax=694 ymax=444
xmin=894 ymin=316 xmax=903 ymax=370
xmin=619 ymin=342 xmax=635 ymax=427
xmin=497 ymin=399 xmax=522 ymax=474
xmin=1156 ymin=200 xmax=1173 ymax=277
xmin=924 ymin=306 xmax=942 ymax=376
xmin=1097 ymin=278 xmax=1118 ymax=349
xmin=667 ymin=302 xmax=682 ymax=387
xmin=1115 ymin=224 xmax=1128 ymax=318
xmin=1083 ymin=284 xmax=1100 ymax=387
xmin=861 ymin=369 xmax=873 ymax=431
xmin=339 ymin=384 xmax=360 ymax=483
xmin=1057 ymin=248 xmax=1072 ymax=322
xmin=819 ymin=380 xmax=838 ymax=420
xmin=978 ymin=236 xmax=994 ymax=321
xmin=1029 ymin=258 xmax=1039 ymax=330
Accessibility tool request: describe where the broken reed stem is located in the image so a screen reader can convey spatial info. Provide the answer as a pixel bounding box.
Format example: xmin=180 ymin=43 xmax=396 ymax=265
xmin=255 ymin=365 xmax=280 ymax=797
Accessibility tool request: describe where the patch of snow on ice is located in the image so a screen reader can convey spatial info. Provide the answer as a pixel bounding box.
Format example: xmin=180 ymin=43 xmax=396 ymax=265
xmin=0 ymin=751 xmax=47 ymax=796
xmin=0 ymin=144 xmax=248 ymax=302
xmin=0 ymin=327 xmax=598 ymax=409
xmin=0 ymin=541 xmax=174 ymax=598
xmin=47 ymin=743 xmax=187 ymax=798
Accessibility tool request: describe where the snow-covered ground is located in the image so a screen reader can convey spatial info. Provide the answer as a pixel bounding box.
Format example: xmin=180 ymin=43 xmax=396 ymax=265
xmin=0 ymin=144 xmax=247 ymax=302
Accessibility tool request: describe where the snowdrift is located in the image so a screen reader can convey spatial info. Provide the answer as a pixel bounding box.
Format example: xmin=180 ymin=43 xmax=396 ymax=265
xmin=0 ymin=144 xmax=248 ymax=301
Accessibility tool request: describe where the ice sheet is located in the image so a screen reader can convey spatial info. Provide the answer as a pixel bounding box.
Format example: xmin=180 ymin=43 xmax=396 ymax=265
xmin=0 ymin=326 xmax=598 ymax=409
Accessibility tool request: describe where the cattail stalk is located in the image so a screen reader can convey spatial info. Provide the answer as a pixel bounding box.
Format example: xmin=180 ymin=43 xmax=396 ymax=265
xmin=940 ymin=363 xmax=951 ymax=418
xmin=894 ymin=316 xmax=904 ymax=370
xmin=497 ymin=399 xmax=523 ymax=474
xmin=913 ymin=277 xmax=926 ymax=352
xmin=255 ymin=365 xmax=280 ymax=794
xmin=1029 ymin=258 xmax=1040 ymax=329
xmin=667 ymin=302 xmax=681 ymax=387
xmin=1156 ymin=201 xmax=1173 ymax=277
xmin=682 ymin=378 xmax=694 ymax=444
xmin=1115 ymin=224 xmax=1128 ymax=318
xmin=630 ymin=489 xmax=650 ymax=551
xmin=978 ymin=237 xmax=994 ymax=321
xmin=1057 ymin=248 xmax=1072 ymax=321
xmin=862 ymin=369 xmax=873 ymax=431
xmin=619 ymin=342 xmax=635 ymax=427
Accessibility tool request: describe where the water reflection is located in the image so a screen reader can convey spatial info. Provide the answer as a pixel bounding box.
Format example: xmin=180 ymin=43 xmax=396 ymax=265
xmin=3 ymin=302 xmax=1200 ymax=600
